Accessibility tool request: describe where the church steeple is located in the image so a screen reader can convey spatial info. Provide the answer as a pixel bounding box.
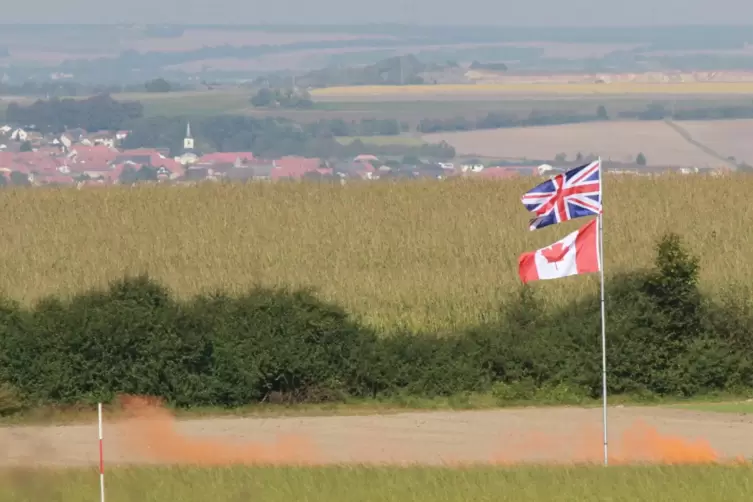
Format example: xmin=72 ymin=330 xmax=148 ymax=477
xmin=183 ymin=122 xmax=194 ymax=151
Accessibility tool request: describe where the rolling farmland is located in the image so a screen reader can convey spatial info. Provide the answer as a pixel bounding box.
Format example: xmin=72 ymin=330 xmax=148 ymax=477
xmin=422 ymin=119 xmax=753 ymax=166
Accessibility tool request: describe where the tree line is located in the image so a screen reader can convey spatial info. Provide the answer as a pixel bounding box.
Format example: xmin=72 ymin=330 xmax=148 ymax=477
xmin=1 ymin=232 xmax=752 ymax=415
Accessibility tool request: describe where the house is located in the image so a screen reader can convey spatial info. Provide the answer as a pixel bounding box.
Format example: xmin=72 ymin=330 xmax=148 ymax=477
xmin=11 ymin=128 xmax=28 ymax=141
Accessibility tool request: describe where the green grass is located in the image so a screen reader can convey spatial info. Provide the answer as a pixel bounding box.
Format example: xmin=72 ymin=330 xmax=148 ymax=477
xmin=671 ymin=401 xmax=753 ymax=414
xmin=2 ymin=389 xmax=750 ymax=428
xmin=335 ymin=135 xmax=426 ymax=146
xmin=3 ymin=465 xmax=752 ymax=501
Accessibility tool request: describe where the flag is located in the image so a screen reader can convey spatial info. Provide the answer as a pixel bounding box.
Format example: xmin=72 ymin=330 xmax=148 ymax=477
xmin=518 ymin=219 xmax=600 ymax=284
xmin=521 ymin=160 xmax=602 ymax=231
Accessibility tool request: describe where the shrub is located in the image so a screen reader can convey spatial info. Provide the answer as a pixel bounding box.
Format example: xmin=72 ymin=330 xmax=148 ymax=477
xmin=0 ymin=231 xmax=751 ymax=410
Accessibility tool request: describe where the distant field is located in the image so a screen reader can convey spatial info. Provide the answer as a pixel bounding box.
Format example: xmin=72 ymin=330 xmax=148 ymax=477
xmin=92 ymin=90 xmax=753 ymax=128
xmin=311 ymin=83 xmax=753 ymax=100
xmin=421 ymin=119 xmax=753 ymax=166
xmin=335 ymin=135 xmax=426 ymax=146
xmin=112 ymin=90 xmax=252 ymax=117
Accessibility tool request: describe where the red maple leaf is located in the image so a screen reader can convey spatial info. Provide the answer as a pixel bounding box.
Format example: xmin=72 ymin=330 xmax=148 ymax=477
xmin=541 ymin=242 xmax=570 ymax=264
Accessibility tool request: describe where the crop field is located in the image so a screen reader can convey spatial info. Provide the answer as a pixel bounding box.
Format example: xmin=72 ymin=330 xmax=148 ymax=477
xmin=422 ymin=119 xmax=753 ymax=166
xmin=310 ymin=83 xmax=753 ymax=101
xmin=1 ymin=175 xmax=751 ymax=333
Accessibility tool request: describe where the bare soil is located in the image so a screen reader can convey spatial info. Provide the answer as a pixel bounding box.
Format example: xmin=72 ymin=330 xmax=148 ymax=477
xmin=1 ymin=406 xmax=752 ymax=467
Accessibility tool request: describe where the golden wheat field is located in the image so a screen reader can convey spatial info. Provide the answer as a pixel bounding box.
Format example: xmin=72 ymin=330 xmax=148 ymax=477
xmin=310 ymin=83 xmax=753 ymax=100
xmin=0 ymin=176 xmax=749 ymax=333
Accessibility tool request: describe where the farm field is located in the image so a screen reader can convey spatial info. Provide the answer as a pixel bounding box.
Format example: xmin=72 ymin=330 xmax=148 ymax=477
xmin=421 ymin=119 xmax=753 ymax=166
xmin=310 ymin=82 xmax=753 ymax=100
xmin=335 ymin=135 xmax=426 ymax=146
xmin=675 ymin=120 xmax=753 ymax=165
xmin=1 ymin=176 xmax=752 ymax=333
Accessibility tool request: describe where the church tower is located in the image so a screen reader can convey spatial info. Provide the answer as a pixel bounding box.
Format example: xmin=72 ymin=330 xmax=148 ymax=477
xmin=183 ymin=122 xmax=194 ymax=151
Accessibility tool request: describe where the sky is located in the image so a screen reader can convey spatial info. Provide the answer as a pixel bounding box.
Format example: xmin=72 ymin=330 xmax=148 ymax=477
xmin=5 ymin=0 xmax=753 ymax=26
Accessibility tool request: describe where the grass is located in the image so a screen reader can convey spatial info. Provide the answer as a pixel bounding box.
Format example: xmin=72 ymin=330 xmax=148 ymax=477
xmin=1 ymin=175 xmax=752 ymax=334
xmin=671 ymin=401 xmax=753 ymax=414
xmin=311 ymin=82 xmax=753 ymax=98
xmin=335 ymin=135 xmax=426 ymax=146
xmin=2 ymin=465 xmax=753 ymax=501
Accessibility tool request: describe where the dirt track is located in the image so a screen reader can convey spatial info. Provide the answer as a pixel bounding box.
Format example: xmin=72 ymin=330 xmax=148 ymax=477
xmin=2 ymin=406 xmax=753 ymax=467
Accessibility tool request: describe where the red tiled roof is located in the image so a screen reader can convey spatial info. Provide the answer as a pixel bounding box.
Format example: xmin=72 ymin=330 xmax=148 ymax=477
xmin=271 ymin=156 xmax=321 ymax=180
xmin=71 ymin=145 xmax=118 ymax=165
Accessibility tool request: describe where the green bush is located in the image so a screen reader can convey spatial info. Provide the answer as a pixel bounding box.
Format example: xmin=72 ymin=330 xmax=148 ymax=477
xmin=0 ymin=232 xmax=751 ymax=410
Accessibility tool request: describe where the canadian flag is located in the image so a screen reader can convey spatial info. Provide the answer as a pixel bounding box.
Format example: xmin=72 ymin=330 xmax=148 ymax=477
xmin=518 ymin=219 xmax=600 ymax=284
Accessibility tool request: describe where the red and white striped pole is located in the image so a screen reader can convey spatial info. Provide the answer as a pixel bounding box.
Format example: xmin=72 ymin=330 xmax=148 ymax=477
xmin=98 ymin=402 xmax=105 ymax=502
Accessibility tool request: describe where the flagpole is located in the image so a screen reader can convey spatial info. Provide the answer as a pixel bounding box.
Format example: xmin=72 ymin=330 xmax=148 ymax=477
xmin=598 ymin=156 xmax=608 ymax=466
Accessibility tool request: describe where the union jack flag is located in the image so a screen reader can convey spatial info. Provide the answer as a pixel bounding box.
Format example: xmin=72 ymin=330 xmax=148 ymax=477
xmin=521 ymin=160 xmax=602 ymax=231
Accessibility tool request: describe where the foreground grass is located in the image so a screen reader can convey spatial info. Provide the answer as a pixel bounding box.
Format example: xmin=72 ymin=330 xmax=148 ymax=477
xmin=1 ymin=176 xmax=751 ymax=333
xmin=2 ymin=465 xmax=752 ymax=502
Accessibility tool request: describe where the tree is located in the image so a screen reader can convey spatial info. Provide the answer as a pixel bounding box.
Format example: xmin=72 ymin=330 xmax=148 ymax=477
xmin=19 ymin=141 xmax=32 ymax=152
xmin=636 ymin=152 xmax=647 ymax=166
xmin=9 ymin=171 xmax=30 ymax=186
xmin=596 ymin=105 xmax=608 ymax=120
xmin=144 ymin=78 xmax=172 ymax=93
xmin=554 ymin=153 xmax=567 ymax=163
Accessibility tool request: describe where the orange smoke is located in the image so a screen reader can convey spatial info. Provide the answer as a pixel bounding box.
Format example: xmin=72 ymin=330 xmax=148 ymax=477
xmin=491 ymin=419 xmax=721 ymax=465
xmin=115 ymin=396 xmax=319 ymax=466
xmin=110 ymin=396 xmax=742 ymax=467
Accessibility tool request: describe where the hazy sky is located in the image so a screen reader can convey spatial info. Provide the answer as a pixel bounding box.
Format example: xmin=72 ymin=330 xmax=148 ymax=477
xmin=5 ymin=0 xmax=753 ymax=26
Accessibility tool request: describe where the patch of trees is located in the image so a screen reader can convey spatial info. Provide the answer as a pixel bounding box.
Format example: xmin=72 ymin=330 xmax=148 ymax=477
xmin=469 ymin=60 xmax=508 ymax=72
xmin=122 ymin=115 xmax=455 ymax=160
xmin=297 ymin=55 xmax=427 ymax=88
xmin=6 ymin=94 xmax=143 ymax=133
xmin=118 ymin=165 xmax=159 ymax=184
xmin=619 ymin=102 xmax=753 ymax=121
xmin=250 ymin=87 xmax=313 ymax=109
xmin=144 ymin=78 xmax=172 ymax=93
xmin=2 ymin=233 xmax=753 ymax=414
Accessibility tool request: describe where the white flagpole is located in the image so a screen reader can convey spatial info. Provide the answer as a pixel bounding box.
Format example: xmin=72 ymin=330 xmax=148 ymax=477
xmin=598 ymin=157 xmax=608 ymax=466
xmin=98 ymin=402 xmax=105 ymax=502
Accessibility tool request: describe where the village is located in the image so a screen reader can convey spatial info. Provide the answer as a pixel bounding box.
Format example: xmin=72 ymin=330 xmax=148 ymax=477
xmin=0 ymin=122 xmax=731 ymax=188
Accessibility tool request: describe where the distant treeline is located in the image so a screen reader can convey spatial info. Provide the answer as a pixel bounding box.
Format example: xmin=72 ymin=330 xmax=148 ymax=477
xmin=1 ymin=232 xmax=752 ymax=414
xmin=417 ymin=102 xmax=753 ymax=133
xmin=122 ymin=116 xmax=454 ymax=160
xmin=7 ymin=94 xmax=753 ymax=160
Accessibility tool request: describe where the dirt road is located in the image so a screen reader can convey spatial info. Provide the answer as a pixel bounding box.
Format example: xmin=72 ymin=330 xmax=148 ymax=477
xmin=2 ymin=406 xmax=752 ymax=467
